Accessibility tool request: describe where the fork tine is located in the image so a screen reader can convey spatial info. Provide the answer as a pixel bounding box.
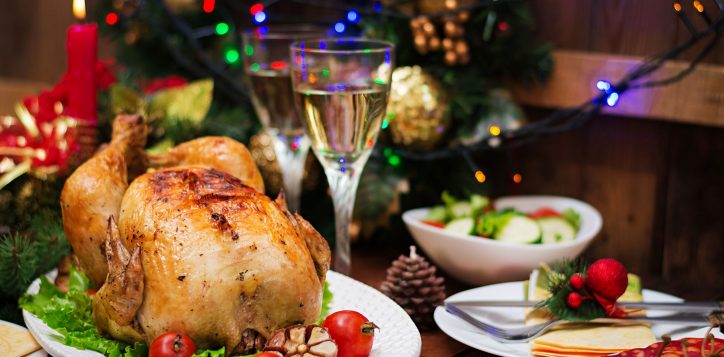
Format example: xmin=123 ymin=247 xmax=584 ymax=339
xmin=445 ymin=302 xmax=560 ymax=343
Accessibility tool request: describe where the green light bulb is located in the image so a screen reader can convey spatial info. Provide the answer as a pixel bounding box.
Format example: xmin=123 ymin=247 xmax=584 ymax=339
xmin=215 ymin=22 xmax=230 ymax=35
xmin=225 ymin=49 xmax=240 ymax=63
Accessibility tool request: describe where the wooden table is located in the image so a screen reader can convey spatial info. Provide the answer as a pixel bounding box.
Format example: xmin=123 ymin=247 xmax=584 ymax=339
xmin=349 ymin=241 xmax=496 ymax=357
xmin=348 ymin=239 xmax=723 ymax=357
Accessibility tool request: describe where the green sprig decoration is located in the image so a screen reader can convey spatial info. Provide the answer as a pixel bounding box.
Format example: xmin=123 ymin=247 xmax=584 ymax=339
xmin=0 ymin=209 xmax=70 ymax=300
xmin=537 ymin=259 xmax=606 ymax=321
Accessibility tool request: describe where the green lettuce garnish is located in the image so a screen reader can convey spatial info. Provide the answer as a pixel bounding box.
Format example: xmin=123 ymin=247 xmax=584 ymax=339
xmin=563 ymin=208 xmax=581 ymax=230
xmin=20 ymin=267 xmax=334 ymax=357
xmin=20 ymin=265 xmax=148 ymax=357
xmin=318 ymin=281 xmax=333 ymax=324
xmin=475 ymin=208 xmax=518 ymax=237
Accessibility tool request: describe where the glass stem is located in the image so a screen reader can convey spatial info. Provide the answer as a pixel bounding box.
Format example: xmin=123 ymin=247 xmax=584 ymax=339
xmin=324 ymin=165 xmax=363 ymax=276
xmin=271 ymin=131 xmax=310 ymax=213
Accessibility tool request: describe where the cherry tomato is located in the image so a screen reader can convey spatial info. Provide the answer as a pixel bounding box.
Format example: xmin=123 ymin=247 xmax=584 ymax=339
xmin=527 ymin=207 xmax=561 ymax=219
xmin=149 ymin=332 xmax=196 ymax=357
xmin=323 ymin=310 xmax=377 ymax=357
xmin=421 ymin=220 xmax=445 ymax=228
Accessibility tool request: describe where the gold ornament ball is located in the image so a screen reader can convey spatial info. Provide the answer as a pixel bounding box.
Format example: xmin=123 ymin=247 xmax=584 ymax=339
xmin=444 ymin=51 xmax=458 ymax=65
xmin=386 ymin=66 xmax=449 ymax=150
xmin=414 ymin=34 xmax=428 ymax=53
xmin=249 ymin=131 xmax=283 ymax=194
xmin=444 ymin=0 xmax=458 ymax=10
xmin=248 ymin=131 xmax=319 ymax=195
xmin=457 ymin=10 xmax=471 ymax=22
xmin=428 ymin=37 xmax=441 ymax=50
xmin=422 ymin=22 xmax=436 ymax=36
xmin=444 ymin=21 xmax=458 ymax=38
xmin=442 ymin=38 xmax=454 ymax=50
xmin=454 ymin=40 xmax=469 ymax=56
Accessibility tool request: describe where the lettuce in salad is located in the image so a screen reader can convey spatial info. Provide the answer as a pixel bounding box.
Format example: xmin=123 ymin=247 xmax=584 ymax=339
xmin=20 ymin=266 xmax=333 ymax=357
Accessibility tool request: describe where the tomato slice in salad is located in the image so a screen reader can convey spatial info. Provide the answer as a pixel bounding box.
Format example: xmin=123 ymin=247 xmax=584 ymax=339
xmin=421 ymin=220 xmax=446 ymax=228
xmin=527 ymin=207 xmax=562 ymax=219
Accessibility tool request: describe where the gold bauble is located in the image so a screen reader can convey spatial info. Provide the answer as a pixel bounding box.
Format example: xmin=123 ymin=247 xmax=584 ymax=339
xmin=444 ymin=51 xmax=458 ymax=65
xmin=249 ymin=131 xmax=283 ymax=194
xmin=248 ymin=131 xmax=320 ymax=195
xmin=442 ymin=38 xmax=454 ymax=50
xmin=386 ymin=66 xmax=449 ymax=150
xmin=414 ymin=34 xmax=428 ymax=53
xmin=164 ymin=0 xmax=198 ymax=13
xmin=428 ymin=37 xmax=441 ymax=50
xmin=444 ymin=21 xmax=457 ymax=38
xmin=454 ymin=40 xmax=469 ymax=55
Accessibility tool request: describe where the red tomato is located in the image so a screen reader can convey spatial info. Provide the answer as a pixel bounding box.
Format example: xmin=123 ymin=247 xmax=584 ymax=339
xmin=149 ymin=332 xmax=196 ymax=357
xmin=85 ymin=289 xmax=97 ymax=295
xmin=421 ymin=220 xmax=445 ymax=228
xmin=527 ymin=207 xmax=561 ymax=219
xmin=255 ymin=353 xmax=281 ymax=357
xmin=323 ymin=310 xmax=377 ymax=357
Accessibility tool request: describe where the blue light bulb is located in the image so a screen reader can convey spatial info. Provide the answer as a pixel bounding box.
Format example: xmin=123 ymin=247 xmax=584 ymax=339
xmin=334 ymin=22 xmax=346 ymax=33
xmin=254 ymin=11 xmax=267 ymax=24
xmin=347 ymin=10 xmax=359 ymax=23
xmin=596 ymin=80 xmax=611 ymax=91
xmin=606 ymin=92 xmax=619 ymax=107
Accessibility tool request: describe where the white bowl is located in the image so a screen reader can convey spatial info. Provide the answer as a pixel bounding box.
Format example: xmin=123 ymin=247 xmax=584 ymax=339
xmin=402 ymin=195 xmax=602 ymax=286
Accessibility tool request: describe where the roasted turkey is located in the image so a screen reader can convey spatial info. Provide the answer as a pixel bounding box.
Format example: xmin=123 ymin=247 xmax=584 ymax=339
xmin=61 ymin=116 xmax=330 ymax=355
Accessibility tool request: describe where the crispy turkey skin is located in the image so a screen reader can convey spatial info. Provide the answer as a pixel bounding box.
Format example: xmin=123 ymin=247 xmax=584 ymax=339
xmin=92 ymin=167 xmax=329 ymax=353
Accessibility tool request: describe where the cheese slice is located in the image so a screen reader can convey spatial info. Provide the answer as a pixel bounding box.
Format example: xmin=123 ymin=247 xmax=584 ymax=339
xmin=0 ymin=323 xmax=41 ymax=357
xmin=531 ymin=323 xmax=656 ymax=350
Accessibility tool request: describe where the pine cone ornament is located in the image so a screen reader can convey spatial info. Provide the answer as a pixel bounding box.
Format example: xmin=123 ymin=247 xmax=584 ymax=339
xmin=380 ymin=246 xmax=446 ymax=329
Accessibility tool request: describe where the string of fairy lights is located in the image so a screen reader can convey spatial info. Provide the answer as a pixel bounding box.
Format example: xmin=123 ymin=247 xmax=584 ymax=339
xmin=99 ymin=0 xmax=723 ymax=185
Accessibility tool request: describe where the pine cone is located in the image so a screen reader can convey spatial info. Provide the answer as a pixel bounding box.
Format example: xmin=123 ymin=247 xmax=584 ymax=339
xmin=380 ymin=246 xmax=446 ymax=330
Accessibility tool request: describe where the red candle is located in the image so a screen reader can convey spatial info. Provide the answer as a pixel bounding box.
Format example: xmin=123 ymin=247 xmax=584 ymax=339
xmin=66 ymin=0 xmax=97 ymax=123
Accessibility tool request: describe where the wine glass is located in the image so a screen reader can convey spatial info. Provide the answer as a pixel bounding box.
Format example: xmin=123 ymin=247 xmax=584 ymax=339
xmin=241 ymin=26 xmax=327 ymax=212
xmin=290 ymin=38 xmax=395 ymax=275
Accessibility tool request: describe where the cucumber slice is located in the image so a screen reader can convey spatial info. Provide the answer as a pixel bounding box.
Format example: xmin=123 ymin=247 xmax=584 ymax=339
xmin=426 ymin=206 xmax=447 ymax=222
xmin=447 ymin=202 xmax=473 ymax=219
xmin=495 ymin=216 xmax=541 ymax=244
xmin=444 ymin=217 xmax=475 ymax=235
xmin=538 ymin=217 xmax=576 ymax=244
xmin=469 ymin=194 xmax=489 ymax=214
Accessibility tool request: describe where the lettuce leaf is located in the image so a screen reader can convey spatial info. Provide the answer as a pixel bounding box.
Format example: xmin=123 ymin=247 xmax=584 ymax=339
xmin=475 ymin=208 xmax=518 ymax=238
xmin=562 ymin=208 xmax=581 ymax=230
xmin=20 ymin=265 xmax=147 ymax=357
xmin=318 ymin=281 xmax=333 ymax=323
xmin=20 ymin=267 xmax=332 ymax=357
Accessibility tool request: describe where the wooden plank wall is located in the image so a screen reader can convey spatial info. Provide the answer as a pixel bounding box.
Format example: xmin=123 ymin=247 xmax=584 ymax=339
xmin=501 ymin=0 xmax=724 ymax=296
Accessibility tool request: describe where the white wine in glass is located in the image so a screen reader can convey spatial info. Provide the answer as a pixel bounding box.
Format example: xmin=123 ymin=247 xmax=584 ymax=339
xmin=242 ymin=26 xmax=326 ymax=212
xmin=291 ymin=39 xmax=395 ymax=275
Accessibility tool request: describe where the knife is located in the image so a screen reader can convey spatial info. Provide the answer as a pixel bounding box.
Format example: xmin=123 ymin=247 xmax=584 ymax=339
xmin=447 ymin=300 xmax=723 ymax=313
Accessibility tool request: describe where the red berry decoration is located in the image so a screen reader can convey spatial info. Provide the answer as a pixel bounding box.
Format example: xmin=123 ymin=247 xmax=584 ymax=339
xmin=566 ymin=292 xmax=582 ymax=309
xmin=585 ymin=258 xmax=628 ymax=301
xmin=569 ymin=273 xmax=584 ymax=290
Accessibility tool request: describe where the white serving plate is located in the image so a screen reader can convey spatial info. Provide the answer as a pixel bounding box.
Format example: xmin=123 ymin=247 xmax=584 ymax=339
xmin=434 ymin=281 xmax=722 ymax=357
xmin=403 ymin=195 xmax=602 ymax=285
xmin=23 ymin=270 xmax=421 ymax=357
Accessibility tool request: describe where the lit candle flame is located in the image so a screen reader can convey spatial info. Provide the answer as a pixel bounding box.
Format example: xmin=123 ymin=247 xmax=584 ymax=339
xmin=73 ymin=0 xmax=86 ymax=20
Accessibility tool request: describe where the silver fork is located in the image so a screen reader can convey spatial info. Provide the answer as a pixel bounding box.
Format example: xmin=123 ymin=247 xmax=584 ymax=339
xmin=444 ymin=302 xmax=719 ymax=343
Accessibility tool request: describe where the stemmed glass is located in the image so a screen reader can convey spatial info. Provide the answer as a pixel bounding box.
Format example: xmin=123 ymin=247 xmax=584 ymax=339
xmin=241 ymin=26 xmax=326 ymax=212
xmin=290 ymin=38 xmax=395 ymax=275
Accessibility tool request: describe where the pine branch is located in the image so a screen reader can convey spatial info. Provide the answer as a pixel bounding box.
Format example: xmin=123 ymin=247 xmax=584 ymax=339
xmin=0 ymin=209 xmax=70 ymax=299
